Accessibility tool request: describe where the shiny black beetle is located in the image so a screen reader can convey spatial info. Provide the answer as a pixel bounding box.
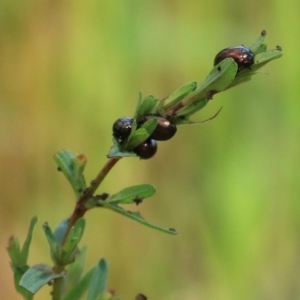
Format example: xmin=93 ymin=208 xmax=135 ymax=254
xmin=134 ymin=139 xmax=157 ymax=159
xmin=138 ymin=115 xmax=177 ymax=141
xmin=112 ymin=117 xmax=134 ymax=142
xmin=214 ymin=45 xmax=255 ymax=72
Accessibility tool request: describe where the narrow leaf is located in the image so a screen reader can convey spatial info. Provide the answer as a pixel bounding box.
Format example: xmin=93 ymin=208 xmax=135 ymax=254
xmin=20 ymin=216 xmax=38 ymax=263
xmin=101 ymin=202 xmax=177 ymax=235
xmin=13 ymin=267 xmax=33 ymax=300
xmin=133 ymin=91 xmax=143 ymax=120
xmin=74 ymin=154 xmax=87 ymax=186
xmin=106 ymin=184 xmax=156 ymax=204
xmin=139 ymin=118 xmax=157 ymax=137
xmin=54 ymin=218 xmax=69 ymax=244
xmin=65 ymin=246 xmax=88 ymax=293
xmin=249 ymin=30 xmax=267 ymax=54
xmin=87 ymin=259 xmax=108 ymax=300
xmin=123 ymin=119 xmax=138 ymax=148
xmin=7 ymin=216 xmax=38 ymax=268
xmin=42 ymin=223 xmax=60 ymax=264
xmin=63 ymin=219 xmax=85 ymax=250
xmin=126 ymin=128 xmax=149 ymax=150
xmin=54 ymin=149 xmax=87 ymax=199
xmin=7 ymin=236 xmax=21 ymax=266
xmin=252 ymin=48 xmax=283 ymax=69
xmin=181 ymin=58 xmax=238 ymax=107
xmin=162 ymin=81 xmax=197 ymax=110
xmin=61 ymin=219 xmax=85 ymax=265
xmin=134 ymin=95 xmax=159 ymax=120
xmin=252 ymin=43 xmax=267 ymax=55
xmin=63 ymin=266 xmax=95 ymax=300
xmin=176 ymin=98 xmax=209 ymax=120
xmin=54 ymin=149 xmax=76 ymax=186
xmin=6 ymin=217 xmax=38 ymax=300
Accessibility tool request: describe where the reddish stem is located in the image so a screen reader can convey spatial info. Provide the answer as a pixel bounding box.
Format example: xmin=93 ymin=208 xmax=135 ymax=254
xmin=61 ymin=157 xmax=121 ymax=245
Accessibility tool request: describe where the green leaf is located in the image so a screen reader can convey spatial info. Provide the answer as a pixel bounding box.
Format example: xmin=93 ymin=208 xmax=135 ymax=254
xmin=20 ymin=264 xmax=64 ymax=294
xmin=162 ymin=81 xmax=198 ymax=111
xmin=61 ymin=218 xmax=85 ymax=265
xmin=174 ymin=58 xmax=237 ymax=113
xmin=7 ymin=216 xmax=38 ymax=268
xmin=134 ymin=95 xmax=159 ymax=120
xmin=139 ymin=118 xmax=158 ymax=136
xmin=87 ymin=259 xmax=108 ymax=300
xmin=125 ymin=119 xmax=138 ymax=144
xmin=7 ymin=236 xmax=21 ymax=267
xmin=63 ymin=266 xmax=95 ymax=300
xmin=54 ymin=218 xmax=69 ymax=245
xmin=126 ymin=128 xmax=149 ymax=150
xmin=7 ymin=235 xmax=32 ymax=299
xmin=125 ymin=118 xmax=157 ymax=150
xmin=7 ymin=217 xmax=38 ymax=300
xmin=252 ymin=48 xmax=283 ymax=69
xmin=133 ymin=91 xmax=143 ymax=120
xmin=64 ymin=246 xmax=88 ymax=293
xmin=252 ymin=43 xmax=267 ymax=55
xmin=12 ymin=265 xmax=33 ymax=300
xmin=106 ymin=184 xmax=156 ymax=204
xmin=100 ymin=202 xmax=177 ymax=235
xmin=63 ymin=219 xmax=85 ymax=249
xmin=73 ymin=153 xmax=87 ymax=190
xmin=20 ymin=216 xmax=38 ymax=264
xmin=166 ymin=59 xmax=236 ymax=122
xmin=43 ymin=222 xmax=63 ymax=265
xmin=107 ymin=140 xmax=137 ymax=158
xmin=176 ymin=98 xmax=209 ymax=120
xmin=54 ymin=149 xmax=87 ymax=200
xmin=44 ymin=219 xmax=85 ymax=267
xmin=249 ymin=30 xmax=267 ymax=54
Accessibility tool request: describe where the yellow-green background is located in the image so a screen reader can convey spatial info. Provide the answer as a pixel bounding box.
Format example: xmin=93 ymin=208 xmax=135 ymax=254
xmin=0 ymin=1 xmax=299 ymax=299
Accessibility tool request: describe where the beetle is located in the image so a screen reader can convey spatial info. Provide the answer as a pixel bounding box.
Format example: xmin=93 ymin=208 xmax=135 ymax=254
xmin=112 ymin=117 xmax=134 ymax=142
xmin=214 ymin=46 xmax=255 ymax=72
xmin=134 ymin=139 xmax=157 ymax=159
xmin=138 ymin=115 xmax=177 ymax=141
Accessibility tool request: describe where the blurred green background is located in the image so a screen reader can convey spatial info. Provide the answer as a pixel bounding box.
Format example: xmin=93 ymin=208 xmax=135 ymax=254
xmin=0 ymin=0 xmax=299 ymax=299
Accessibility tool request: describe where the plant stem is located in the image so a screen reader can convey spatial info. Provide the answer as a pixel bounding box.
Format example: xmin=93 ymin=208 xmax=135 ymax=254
xmin=52 ymin=277 xmax=63 ymax=300
xmin=165 ymin=102 xmax=184 ymax=116
xmin=82 ymin=156 xmax=122 ymax=200
xmin=61 ymin=157 xmax=122 ymax=245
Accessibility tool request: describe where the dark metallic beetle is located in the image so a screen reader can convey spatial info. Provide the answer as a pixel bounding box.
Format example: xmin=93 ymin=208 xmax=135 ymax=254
xmin=214 ymin=46 xmax=255 ymax=72
xmin=112 ymin=117 xmax=134 ymax=142
xmin=134 ymin=139 xmax=157 ymax=159
xmin=138 ymin=115 xmax=177 ymax=141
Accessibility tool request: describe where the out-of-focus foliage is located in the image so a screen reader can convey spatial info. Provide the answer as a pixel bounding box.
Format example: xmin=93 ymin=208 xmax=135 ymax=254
xmin=0 ymin=1 xmax=299 ymax=300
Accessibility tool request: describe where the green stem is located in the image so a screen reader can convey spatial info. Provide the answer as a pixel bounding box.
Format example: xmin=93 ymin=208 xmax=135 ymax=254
xmin=52 ymin=276 xmax=63 ymax=300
